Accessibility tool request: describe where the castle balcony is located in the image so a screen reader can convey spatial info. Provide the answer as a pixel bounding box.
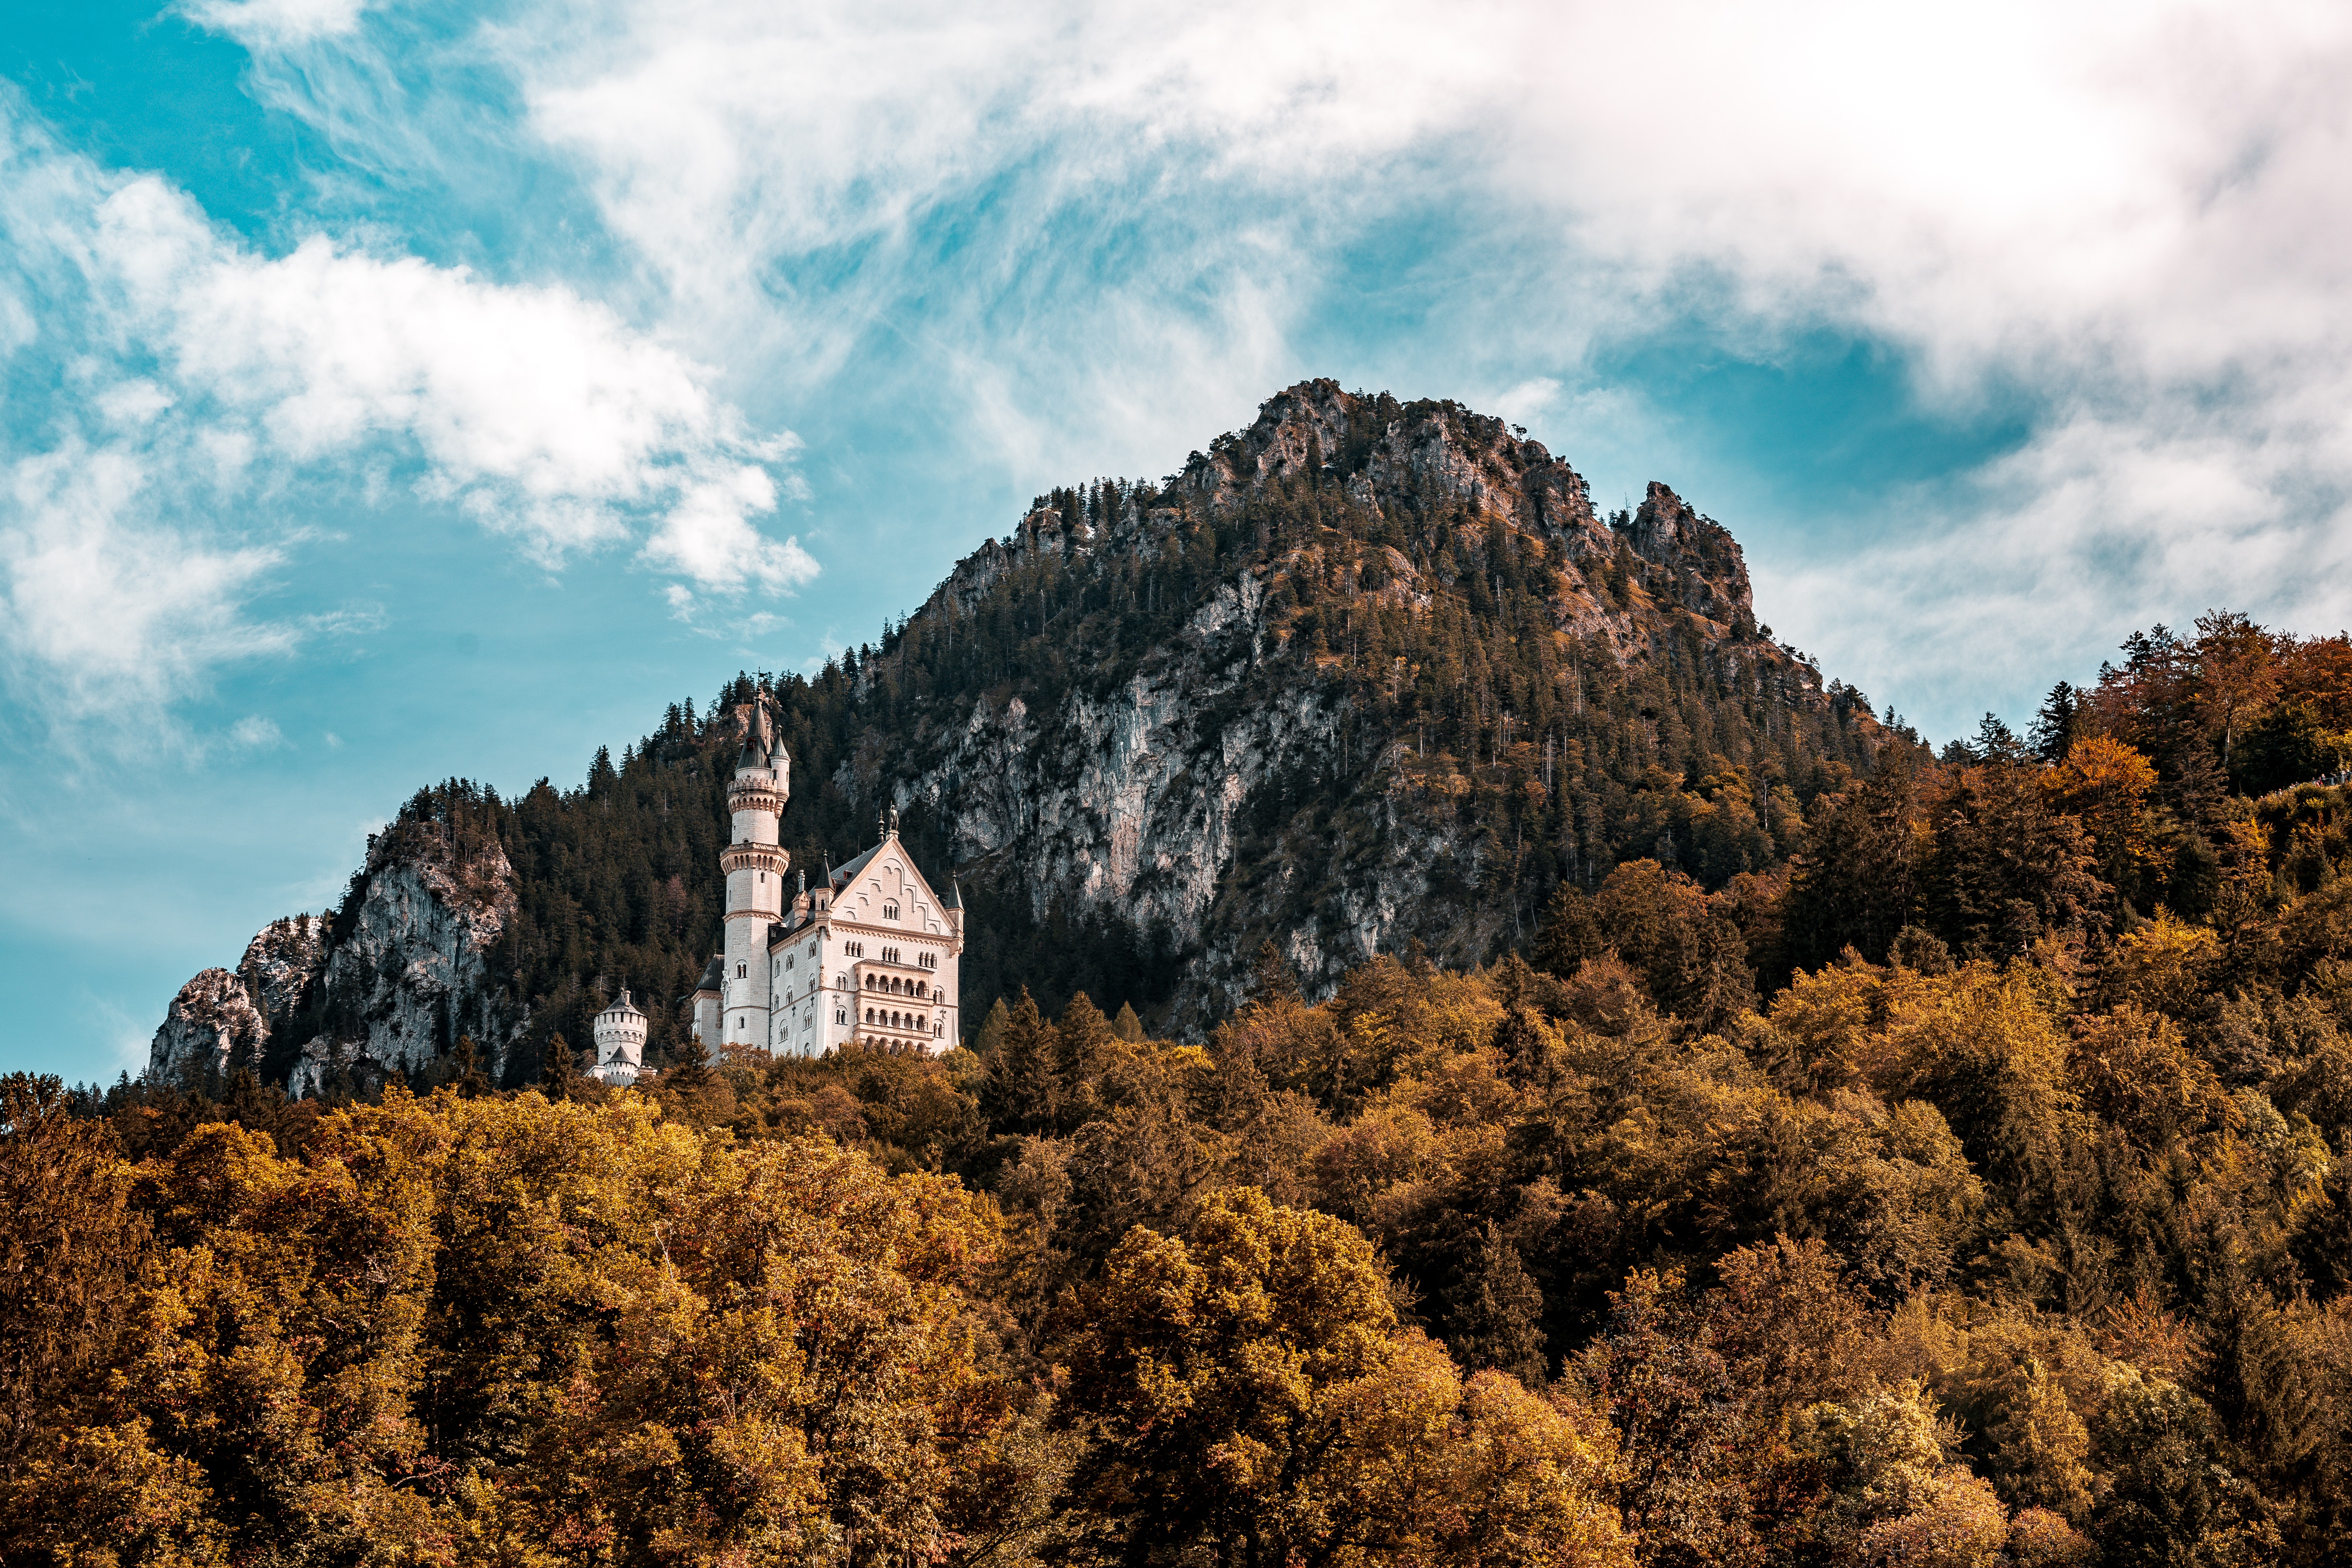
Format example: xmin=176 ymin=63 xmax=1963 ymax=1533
xmin=852 ymin=1009 xmax=947 ymax=1053
xmin=720 ymin=841 xmax=790 ymax=875
xmin=851 ymin=958 xmax=946 ymax=1003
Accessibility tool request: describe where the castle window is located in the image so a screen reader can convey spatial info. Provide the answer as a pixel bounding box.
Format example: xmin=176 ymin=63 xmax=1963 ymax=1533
xmin=785 ymin=954 xmax=794 ymax=970
xmin=916 ymin=981 xmax=926 ymax=998
xmin=836 ymin=973 xmax=847 ymax=988
xmin=737 ymin=963 xmax=747 ymax=979
xmin=807 ymin=942 xmax=817 ymax=958
xmin=835 ymin=1008 xmax=846 ymax=1024
xmin=883 ymin=902 xmax=899 ymax=920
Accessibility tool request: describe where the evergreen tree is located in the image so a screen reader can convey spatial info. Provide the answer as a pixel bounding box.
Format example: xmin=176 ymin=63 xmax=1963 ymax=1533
xmin=2030 ymin=681 xmax=2082 ymax=762
xmin=540 ymin=1032 xmax=578 ymax=1099
xmin=1448 ymin=1221 xmax=1549 ymax=1389
xmin=980 ymin=989 xmax=1055 ymax=1136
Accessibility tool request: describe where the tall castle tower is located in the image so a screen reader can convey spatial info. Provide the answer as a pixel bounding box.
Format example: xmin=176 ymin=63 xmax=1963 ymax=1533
xmin=716 ymin=695 xmax=790 ymax=1056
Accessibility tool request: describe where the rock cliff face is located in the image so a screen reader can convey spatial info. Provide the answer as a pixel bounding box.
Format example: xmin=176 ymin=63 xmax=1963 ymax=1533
xmin=148 ymin=914 xmax=328 ymax=1082
xmin=150 ymin=967 xmax=269 ymax=1082
xmin=155 ymin=815 xmax=521 ymax=1093
xmin=285 ymin=817 xmax=521 ymax=1096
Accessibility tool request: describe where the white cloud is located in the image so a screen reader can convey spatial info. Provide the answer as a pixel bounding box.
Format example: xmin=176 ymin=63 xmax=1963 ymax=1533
xmin=1 ymin=437 xmax=294 ymax=718
xmin=230 ymin=714 xmax=285 ymax=748
xmin=0 ymin=100 xmax=811 ymax=726
xmin=130 ymin=0 xmax=2352 ymax=727
xmin=183 ymin=0 xmax=376 ymax=48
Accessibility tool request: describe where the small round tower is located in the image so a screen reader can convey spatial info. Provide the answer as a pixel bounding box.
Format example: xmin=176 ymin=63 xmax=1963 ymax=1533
xmin=592 ymin=988 xmax=647 ymax=1084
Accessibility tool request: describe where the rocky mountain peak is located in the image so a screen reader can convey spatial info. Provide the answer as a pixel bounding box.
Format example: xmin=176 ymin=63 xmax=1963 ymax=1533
xmin=1621 ymin=480 xmax=1756 ymax=631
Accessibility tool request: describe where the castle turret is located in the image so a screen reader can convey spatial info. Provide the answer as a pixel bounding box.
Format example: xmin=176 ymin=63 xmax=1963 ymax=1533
xmin=591 ymin=988 xmax=647 ymax=1084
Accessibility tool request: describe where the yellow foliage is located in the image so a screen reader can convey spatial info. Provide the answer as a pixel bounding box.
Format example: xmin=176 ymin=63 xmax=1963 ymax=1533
xmin=2100 ymin=909 xmax=2220 ymax=1018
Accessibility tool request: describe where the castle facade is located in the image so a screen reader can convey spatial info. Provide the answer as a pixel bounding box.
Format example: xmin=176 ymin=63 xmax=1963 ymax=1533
xmin=677 ymin=697 xmax=965 ymax=1063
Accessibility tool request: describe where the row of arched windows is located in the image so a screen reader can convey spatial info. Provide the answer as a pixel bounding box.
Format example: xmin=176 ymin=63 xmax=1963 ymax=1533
xmin=865 ymin=973 xmax=929 ymax=998
xmin=863 ymin=1007 xmax=939 ymax=1031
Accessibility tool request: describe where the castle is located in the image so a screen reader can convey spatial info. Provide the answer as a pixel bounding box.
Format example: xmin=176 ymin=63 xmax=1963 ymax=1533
xmin=590 ymin=696 xmax=966 ymax=1083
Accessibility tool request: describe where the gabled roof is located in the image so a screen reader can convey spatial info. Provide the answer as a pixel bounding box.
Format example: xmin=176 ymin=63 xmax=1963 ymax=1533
xmin=826 ymin=831 xmax=954 ymax=928
xmin=694 ymin=954 xmax=723 ymax=995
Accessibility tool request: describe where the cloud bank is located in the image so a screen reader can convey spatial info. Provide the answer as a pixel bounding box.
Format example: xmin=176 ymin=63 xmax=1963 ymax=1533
xmin=0 ymin=99 xmax=809 ymax=728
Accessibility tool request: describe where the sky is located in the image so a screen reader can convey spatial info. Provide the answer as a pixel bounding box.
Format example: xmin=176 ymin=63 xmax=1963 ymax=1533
xmin=7 ymin=0 xmax=2352 ymax=1082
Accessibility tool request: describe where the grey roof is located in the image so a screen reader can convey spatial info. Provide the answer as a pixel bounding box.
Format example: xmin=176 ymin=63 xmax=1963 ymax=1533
xmin=829 ymin=842 xmax=882 ymax=889
xmin=940 ymin=879 xmax=962 ymax=910
xmin=695 ymin=954 xmax=723 ymax=994
xmin=606 ymin=987 xmax=646 ymax=1018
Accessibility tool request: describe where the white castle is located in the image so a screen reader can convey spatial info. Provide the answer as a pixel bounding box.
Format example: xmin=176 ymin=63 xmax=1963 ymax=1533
xmin=587 ymin=695 xmax=965 ymax=1083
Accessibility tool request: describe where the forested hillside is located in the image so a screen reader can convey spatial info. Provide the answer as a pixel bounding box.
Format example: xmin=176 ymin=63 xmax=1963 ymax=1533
xmin=152 ymin=382 xmax=1885 ymax=1092
xmin=35 ymin=603 xmax=2352 ymax=1565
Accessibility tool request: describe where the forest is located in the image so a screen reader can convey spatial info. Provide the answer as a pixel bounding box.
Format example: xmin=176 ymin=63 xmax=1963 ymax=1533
xmin=15 ymin=608 xmax=2352 ymax=1564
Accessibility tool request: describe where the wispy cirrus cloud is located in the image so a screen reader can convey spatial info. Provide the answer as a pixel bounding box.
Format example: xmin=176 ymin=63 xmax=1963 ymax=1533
xmin=210 ymin=0 xmax=2352 ymax=730
xmin=0 ymin=94 xmax=811 ymax=728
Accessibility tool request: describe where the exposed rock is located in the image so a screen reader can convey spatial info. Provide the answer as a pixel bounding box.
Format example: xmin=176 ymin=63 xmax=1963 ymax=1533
xmin=149 ymin=968 xmax=267 ymax=1083
xmin=289 ymin=818 xmax=522 ymax=1097
xmin=240 ymin=914 xmax=327 ymax=1022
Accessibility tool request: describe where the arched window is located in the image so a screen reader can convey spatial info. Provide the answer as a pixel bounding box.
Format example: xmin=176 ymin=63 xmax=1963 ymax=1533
xmin=835 ymin=1007 xmax=846 ymax=1024
xmin=736 ymin=963 xmax=747 ymax=979
xmin=785 ymin=954 xmax=794 ymax=970
xmin=883 ymin=902 xmax=899 ymax=920
xmin=916 ymin=981 xmax=927 ymax=998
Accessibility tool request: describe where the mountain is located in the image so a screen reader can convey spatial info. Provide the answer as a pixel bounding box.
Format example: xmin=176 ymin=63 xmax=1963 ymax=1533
xmin=149 ymin=380 xmax=1884 ymax=1092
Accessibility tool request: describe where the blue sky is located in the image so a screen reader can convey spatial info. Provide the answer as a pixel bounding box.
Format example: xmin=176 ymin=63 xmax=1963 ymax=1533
xmin=8 ymin=0 xmax=2352 ymax=1082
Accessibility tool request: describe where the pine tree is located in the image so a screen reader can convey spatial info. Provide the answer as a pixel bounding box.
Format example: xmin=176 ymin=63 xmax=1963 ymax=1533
xmin=1449 ymin=1221 xmax=1549 ymax=1390
xmin=541 ymin=1032 xmax=579 ymax=1100
xmin=1112 ymin=1001 xmax=1145 ymax=1043
xmin=980 ymin=989 xmax=1056 ymax=1136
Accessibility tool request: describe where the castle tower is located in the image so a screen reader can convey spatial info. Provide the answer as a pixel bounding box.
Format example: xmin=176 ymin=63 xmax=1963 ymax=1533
xmin=590 ymin=989 xmax=647 ymax=1084
xmin=716 ymin=694 xmax=790 ymax=1057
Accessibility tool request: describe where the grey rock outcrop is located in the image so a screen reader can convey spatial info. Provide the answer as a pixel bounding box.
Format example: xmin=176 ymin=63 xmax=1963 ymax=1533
xmin=290 ymin=817 xmax=520 ymax=1096
xmin=240 ymin=914 xmax=327 ymax=1021
xmin=149 ymin=967 xmax=269 ymax=1082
